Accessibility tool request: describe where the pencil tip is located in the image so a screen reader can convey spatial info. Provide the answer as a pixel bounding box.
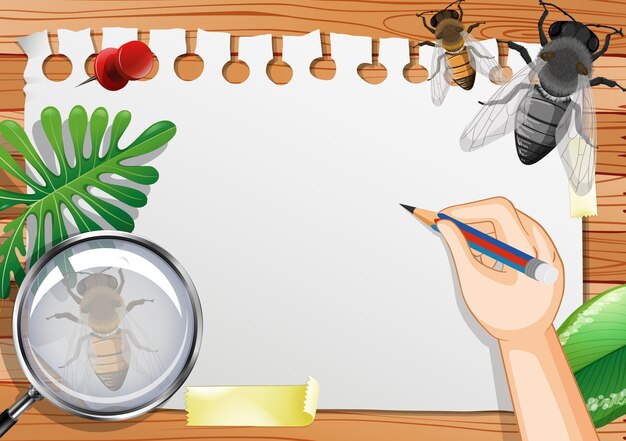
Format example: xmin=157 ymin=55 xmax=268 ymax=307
xmin=400 ymin=204 xmax=416 ymax=213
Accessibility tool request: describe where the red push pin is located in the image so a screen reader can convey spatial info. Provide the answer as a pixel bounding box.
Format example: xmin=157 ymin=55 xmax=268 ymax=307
xmin=77 ymin=40 xmax=154 ymax=91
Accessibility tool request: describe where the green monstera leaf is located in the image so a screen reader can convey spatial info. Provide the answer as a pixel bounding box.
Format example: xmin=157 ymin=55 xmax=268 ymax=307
xmin=558 ymin=285 xmax=626 ymax=428
xmin=0 ymin=105 xmax=176 ymax=298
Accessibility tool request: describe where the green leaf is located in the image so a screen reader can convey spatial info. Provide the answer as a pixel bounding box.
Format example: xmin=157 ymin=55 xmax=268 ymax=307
xmin=0 ymin=105 xmax=176 ymax=298
xmin=558 ymin=285 xmax=626 ymax=427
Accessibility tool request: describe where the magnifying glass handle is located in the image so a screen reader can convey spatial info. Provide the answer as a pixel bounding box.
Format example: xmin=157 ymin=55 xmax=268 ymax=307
xmin=0 ymin=386 xmax=42 ymax=437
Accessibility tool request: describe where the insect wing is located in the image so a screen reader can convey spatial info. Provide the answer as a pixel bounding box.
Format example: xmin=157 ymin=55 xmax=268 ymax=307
xmin=122 ymin=312 xmax=163 ymax=386
xmin=463 ymin=32 xmax=507 ymax=84
xmin=60 ymin=319 xmax=92 ymax=393
xmin=556 ymin=75 xmax=596 ymax=195
xmin=460 ymin=59 xmax=546 ymax=152
xmin=430 ymin=40 xmax=452 ymax=106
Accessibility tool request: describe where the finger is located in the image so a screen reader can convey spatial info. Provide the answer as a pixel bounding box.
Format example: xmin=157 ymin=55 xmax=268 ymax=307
xmin=516 ymin=211 xmax=564 ymax=290
xmin=466 ymin=221 xmax=495 ymax=258
xmin=440 ymin=197 xmax=532 ymax=252
xmin=481 ymin=253 xmax=499 ymax=269
xmin=438 ymin=220 xmax=493 ymax=280
xmin=466 ymin=221 xmax=496 ymax=236
xmin=481 ymin=229 xmax=499 ymax=268
xmin=518 ymin=211 xmax=562 ymax=266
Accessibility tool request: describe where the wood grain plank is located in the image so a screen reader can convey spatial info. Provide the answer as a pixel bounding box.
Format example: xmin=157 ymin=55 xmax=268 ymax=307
xmin=1 ymin=0 xmax=626 ymax=56
xmin=0 ymin=112 xmax=23 ymax=125
xmin=594 ymin=113 xmax=626 ymax=177
xmin=0 ymin=396 xmax=622 ymax=441
xmin=584 ymin=178 xmax=626 ymax=286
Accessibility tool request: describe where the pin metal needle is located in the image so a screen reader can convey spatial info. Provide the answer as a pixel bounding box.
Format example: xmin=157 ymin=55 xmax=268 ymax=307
xmin=75 ymin=76 xmax=98 ymax=88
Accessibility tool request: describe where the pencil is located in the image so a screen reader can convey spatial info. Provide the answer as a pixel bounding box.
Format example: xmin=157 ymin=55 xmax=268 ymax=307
xmin=400 ymin=204 xmax=558 ymax=284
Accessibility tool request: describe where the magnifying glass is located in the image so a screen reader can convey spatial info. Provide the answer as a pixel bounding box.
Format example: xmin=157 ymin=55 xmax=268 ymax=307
xmin=0 ymin=231 xmax=202 ymax=436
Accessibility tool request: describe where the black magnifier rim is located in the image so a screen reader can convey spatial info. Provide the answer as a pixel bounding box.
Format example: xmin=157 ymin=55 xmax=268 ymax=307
xmin=12 ymin=231 xmax=203 ymax=421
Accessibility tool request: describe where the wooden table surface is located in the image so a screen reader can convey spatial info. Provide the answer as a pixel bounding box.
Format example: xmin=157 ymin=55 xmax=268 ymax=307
xmin=0 ymin=1 xmax=626 ymax=439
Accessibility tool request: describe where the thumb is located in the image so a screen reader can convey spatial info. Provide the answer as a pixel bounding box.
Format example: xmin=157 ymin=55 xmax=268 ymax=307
xmin=437 ymin=220 xmax=481 ymax=277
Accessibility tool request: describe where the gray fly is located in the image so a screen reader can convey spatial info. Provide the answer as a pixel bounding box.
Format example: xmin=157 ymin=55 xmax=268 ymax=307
xmin=460 ymin=0 xmax=625 ymax=197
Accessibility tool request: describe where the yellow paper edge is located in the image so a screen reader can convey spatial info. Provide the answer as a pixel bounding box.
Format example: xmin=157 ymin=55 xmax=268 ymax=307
xmin=186 ymin=377 xmax=319 ymax=427
xmin=569 ymin=182 xmax=597 ymax=218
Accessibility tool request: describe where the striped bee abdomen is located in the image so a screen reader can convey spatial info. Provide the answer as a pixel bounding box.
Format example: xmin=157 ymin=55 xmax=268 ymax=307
xmin=89 ymin=330 xmax=129 ymax=391
xmin=447 ymin=48 xmax=476 ymax=90
xmin=514 ymin=88 xmax=570 ymax=165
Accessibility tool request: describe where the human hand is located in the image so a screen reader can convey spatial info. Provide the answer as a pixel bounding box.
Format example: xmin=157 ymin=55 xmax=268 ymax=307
xmin=437 ymin=197 xmax=564 ymax=341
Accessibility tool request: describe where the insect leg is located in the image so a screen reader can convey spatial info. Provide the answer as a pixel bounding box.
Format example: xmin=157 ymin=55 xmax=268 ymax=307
xmin=590 ymin=77 xmax=626 ymax=92
xmin=592 ymin=28 xmax=624 ymax=61
xmin=427 ymin=54 xmax=447 ymax=81
xmin=467 ymin=45 xmax=494 ymax=59
xmin=507 ymin=41 xmax=533 ymax=65
xmin=479 ymin=82 xmax=532 ymax=105
xmin=116 ymin=268 xmax=125 ymax=295
xmin=46 ymin=312 xmax=82 ymax=323
xmin=66 ymin=287 xmax=82 ymax=305
xmin=126 ymin=298 xmax=154 ymax=313
xmin=126 ymin=329 xmax=158 ymax=352
xmin=59 ymin=334 xmax=89 ymax=368
xmin=567 ymin=101 xmax=594 ymax=146
xmin=416 ymin=14 xmax=436 ymax=34
xmin=416 ymin=41 xmax=435 ymax=48
xmin=537 ymin=2 xmax=549 ymax=46
xmin=466 ymin=22 xmax=486 ymax=34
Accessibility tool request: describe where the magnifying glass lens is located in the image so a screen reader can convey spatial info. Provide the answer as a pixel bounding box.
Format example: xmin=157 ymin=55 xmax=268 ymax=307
xmin=15 ymin=235 xmax=199 ymax=419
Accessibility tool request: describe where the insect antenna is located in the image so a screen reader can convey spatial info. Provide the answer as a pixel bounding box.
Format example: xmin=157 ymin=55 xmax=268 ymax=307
xmin=443 ymin=0 xmax=464 ymax=11
xmin=416 ymin=10 xmax=439 ymax=18
xmin=541 ymin=2 xmax=578 ymax=23
xmin=586 ymin=24 xmax=624 ymax=37
xmin=416 ymin=0 xmax=463 ymax=16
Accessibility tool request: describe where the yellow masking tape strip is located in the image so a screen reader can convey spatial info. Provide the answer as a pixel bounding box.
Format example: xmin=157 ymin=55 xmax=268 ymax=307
xmin=569 ymin=182 xmax=597 ymax=218
xmin=186 ymin=377 xmax=319 ymax=427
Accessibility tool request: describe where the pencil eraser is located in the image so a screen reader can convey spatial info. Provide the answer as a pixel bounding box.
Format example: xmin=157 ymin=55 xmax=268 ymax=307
xmin=535 ymin=263 xmax=558 ymax=285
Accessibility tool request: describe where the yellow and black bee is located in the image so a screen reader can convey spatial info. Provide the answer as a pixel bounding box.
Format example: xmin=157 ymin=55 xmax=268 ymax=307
xmin=47 ymin=268 xmax=160 ymax=391
xmin=416 ymin=0 xmax=506 ymax=105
